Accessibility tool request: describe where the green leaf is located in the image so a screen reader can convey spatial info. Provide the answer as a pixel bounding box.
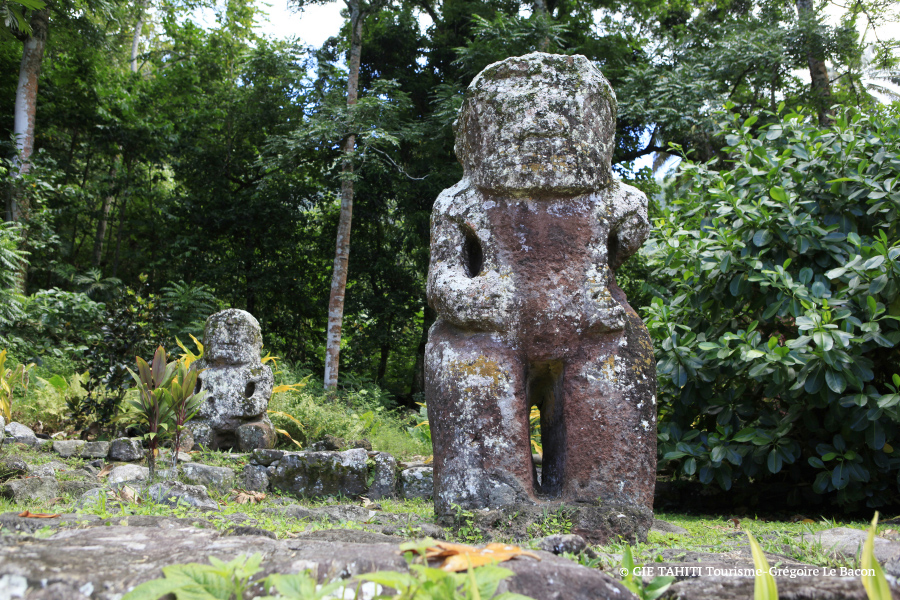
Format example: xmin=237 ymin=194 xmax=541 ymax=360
xmin=861 ymin=513 xmax=892 ymax=600
xmin=825 ymin=370 xmax=847 ymax=394
xmin=769 ymin=187 xmax=787 ymax=202
xmin=747 ymin=531 xmax=778 ymax=600
xmin=753 ymin=230 xmax=773 ymax=247
xmin=121 ymin=578 xmax=185 ymax=600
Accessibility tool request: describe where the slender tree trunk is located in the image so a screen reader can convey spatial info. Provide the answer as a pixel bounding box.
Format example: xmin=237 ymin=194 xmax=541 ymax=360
xmin=533 ymin=0 xmax=550 ymax=51
xmin=92 ymin=159 xmax=118 ymax=268
xmin=795 ymin=0 xmax=832 ymax=126
xmin=324 ymin=0 xmax=365 ymax=390
xmin=7 ymin=8 xmax=50 ymax=224
xmin=130 ymin=0 xmax=148 ymax=73
xmin=410 ymin=304 xmax=435 ymax=398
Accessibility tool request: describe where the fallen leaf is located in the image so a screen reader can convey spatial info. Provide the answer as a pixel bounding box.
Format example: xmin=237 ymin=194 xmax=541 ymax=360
xmin=18 ymin=511 xmax=60 ymax=518
xmin=406 ymin=541 xmax=540 ymax=572
xmin=229 ymin=490 xmax=266 ymax=505
xmin=97 ymin=464 xmax=115 ymax=479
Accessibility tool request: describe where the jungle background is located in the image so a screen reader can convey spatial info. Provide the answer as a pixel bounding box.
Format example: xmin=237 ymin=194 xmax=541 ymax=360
xmin=1 ymin=0 xmax=899 ymax=511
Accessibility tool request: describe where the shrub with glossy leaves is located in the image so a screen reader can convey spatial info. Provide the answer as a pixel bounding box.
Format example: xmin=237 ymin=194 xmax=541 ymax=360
xmin=649 ymin=104 xmax=900 ymax=507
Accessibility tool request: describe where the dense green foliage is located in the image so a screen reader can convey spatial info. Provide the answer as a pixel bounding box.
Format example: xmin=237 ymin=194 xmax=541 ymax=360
xmin=650 ymin=105 xmax=900 ymax=507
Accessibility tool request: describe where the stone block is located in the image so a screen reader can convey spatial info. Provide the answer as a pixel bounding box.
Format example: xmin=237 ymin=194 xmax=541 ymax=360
xmin=268 ymin=449 xmax=369 ymax=498
xmin=0 ymin=476 xmax=59 ymax=502
xmin=368 ymin=452 xmax=398 ymax=500
xmin=80 ymin=441 xmax=110 ymax=459
xmin=108 ymin=438 xmax=144 ymax=462
xmin=53 ymin=440 xmax=86 ymax=458
xmin=399 ymin=466 xmax=433 ymax=500
xmin=181 ymin=463 xmax=235 ymax=494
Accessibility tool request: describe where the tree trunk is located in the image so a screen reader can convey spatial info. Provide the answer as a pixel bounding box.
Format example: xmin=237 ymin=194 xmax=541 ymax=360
xmin=7 ymin=8 xmax=50 ymax=223
xmin=533 ymin=0 xmax=550 ymax=52
xmin=130 ymin=0 xmax=148 ymax=73
xmin=795 ymin=0 xmax=832 ymax=126
xmin=92 ymin=159 xmax=118 ymax=268
xmin=410 ymin=304 xmax=435 ymax=398
xmin=323 ymin=0 xmax=365 ymax=390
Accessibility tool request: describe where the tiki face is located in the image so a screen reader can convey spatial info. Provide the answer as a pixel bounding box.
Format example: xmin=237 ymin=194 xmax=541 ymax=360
xmin=455 ymin=53 xmax=617 ymax=196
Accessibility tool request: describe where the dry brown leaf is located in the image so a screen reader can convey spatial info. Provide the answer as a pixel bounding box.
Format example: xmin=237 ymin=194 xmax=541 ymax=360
xmin=18 ymin=511 xmax=60 ymax=518
xmin=97 ymin=464 xmax=115 ymax=479
xmin=229 ymin=490 xmax=266 ymax=505
xmin=413 ymin=541 xmax=540 ymax=572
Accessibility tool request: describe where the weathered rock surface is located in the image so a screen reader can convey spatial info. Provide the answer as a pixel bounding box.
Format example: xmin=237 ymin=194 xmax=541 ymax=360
xmin=799 ymin=527 xmax=900 ymax=563
xmin=189 ymin=309 xmax=276 ymax=451
xmin=108 ymin=438 xmax=144 ymax=462
xmin=106 ymin=464 xmax=149 ymax=485
xmin=367 ymin=452 xmax=397 ymax=500
xmin=0 ymin=476 xmax=58 ymax=502
xmin=147 ymin=481 xmax=218 ymax=510
xmin=425 ymin=53 xmax=656 ymax=533
xmin=537 ymin=533 xmax=588 ymax=555
xmin=238 ymin=464 xmax=270 ymax=491
xmin=0 ymin=526 xmax=632 ymax=600
xmin=3 ymin=422 xmax=39 ymax=447
xmin=79 ymin=441 xmax=110 ymax=459
xmin=399 ymin=466 xmax=433 ymax=500
xmin=181 ymin=462 xmax=235 ymax=494
xmin=52 ymin=440 xmax=86 ymax=458
xmin=26 ymin=460 xmax=67 ymax=477
xmin=268 ymin=448 xmax=369 ymax=498
xmin=463 ymin=502 xmax=652 ymax=545
xmin=653 ymin=519 xmax=690 ymax=535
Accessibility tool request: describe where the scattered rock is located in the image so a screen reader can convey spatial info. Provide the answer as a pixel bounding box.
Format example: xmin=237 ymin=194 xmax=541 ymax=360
xmin=26 ymin=460 xmax=67 ymax=477
xmin=270 ymin=504 xmax=374 ymax=524
xmin=652 ymin=519 xmax=690 ymax=535
xmin=225 ymin=525 xmax=276 ymax=539
xmin=80 ymin=441 xmax=111 ymax=459
xmin=0 ymin=512 xmax=101 ymax=534
xmin=108 ymin=438 xmax=144 ymax=462
xmin=269 ymin=449 xmax=369 ymax=498
xmin=297 ymin=529 xmax=405 ymax=544
xmin=309 ymin=435 xmax=345 ymax=451
xmin=147 ymin=481 xmax=218 ymax=510
xmin=349 ymin=439 xmax=372 ymax=451
xmin=0 ymin=476 xmax=59 ymax=502
xmin=399 ymin=466 xmax=433 ymax=500
xmin=52 ymin=440 xmax=86 ymax=458
xmin=106 ymin=464 xmax=150 ymax=485
xmin=537 ymin=533 xmax=588 ymax=555
xmin=60 ymin=479 xmax=101 ymax=497
xmin=238 ymin=464 xmax=270 ymax=491
xmin=799 ymin=527 xmax=900 ymax=563
xmin=0 ymin=525 xmax=633 ymax=600
xmin=181 ymin=463 xmax=235 ymax=494
xmin=250 ymin=448 xmax=284 ymax=466
xmin=457 ymin=502 xmax=652 ymax=545
xmin=368 ymin=452 xmax=398 ymax=500
xmin=3 ymin=422 xmax=39 ymax=446
xmin=0 ymin=457 xmax=27 ymax=479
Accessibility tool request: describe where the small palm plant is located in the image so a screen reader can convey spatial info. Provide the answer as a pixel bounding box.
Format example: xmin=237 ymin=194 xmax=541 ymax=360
xmin=167 ymin=359 xmax=206 ymax=471
xmin=126 ymin=346 xmax=207 ymax=477
xmin=126 ymin=346 xmax=177 ymax=478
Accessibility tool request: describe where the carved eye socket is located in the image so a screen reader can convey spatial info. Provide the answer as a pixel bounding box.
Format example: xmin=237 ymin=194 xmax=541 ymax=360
xmin=195 ymin=377 xmax=203 ymax=395
xmin=245 ymin=382 xmax=256 ymax=398
xmin=462 ymin=227 xmax=484 ymax=278
xmin=607 ymin=230 xmax=621 ymax=270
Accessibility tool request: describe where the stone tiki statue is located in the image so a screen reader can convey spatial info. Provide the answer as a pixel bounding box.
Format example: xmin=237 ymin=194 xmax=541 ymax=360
xmin=189 ymin=309 xmax=276 ymax=451
xmin=425 ymin=53 xmax=656 ymax=517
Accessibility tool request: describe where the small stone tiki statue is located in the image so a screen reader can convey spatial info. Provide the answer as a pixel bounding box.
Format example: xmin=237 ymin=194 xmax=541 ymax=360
xmin=425 ymin=53 xmax=656 ymax=517
xmin=189 ymin=309 xmax=276 ymax=451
